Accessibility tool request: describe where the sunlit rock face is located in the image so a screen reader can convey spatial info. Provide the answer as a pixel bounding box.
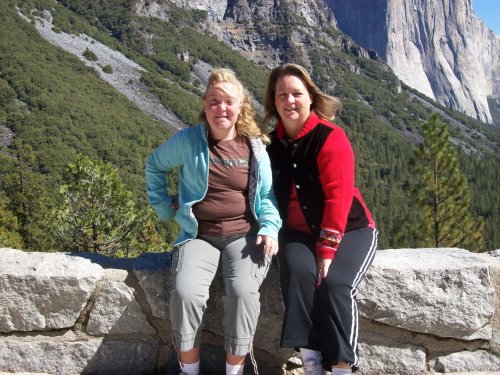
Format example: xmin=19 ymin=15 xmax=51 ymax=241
xmin=327 ymin=0 xmax=500 ymax=124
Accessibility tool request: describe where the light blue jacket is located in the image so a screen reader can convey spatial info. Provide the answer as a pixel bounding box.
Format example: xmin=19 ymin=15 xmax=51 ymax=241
xmin=146 ymin=124 xmax=282 ymax=246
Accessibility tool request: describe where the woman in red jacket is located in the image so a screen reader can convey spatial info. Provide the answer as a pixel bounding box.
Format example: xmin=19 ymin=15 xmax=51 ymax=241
xmin=264 ymin=63 xmax=378 ymax=375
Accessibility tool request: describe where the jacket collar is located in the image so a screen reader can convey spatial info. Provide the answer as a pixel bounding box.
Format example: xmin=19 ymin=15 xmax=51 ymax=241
xmin=276 ymin=110 xmax=319 ymax=140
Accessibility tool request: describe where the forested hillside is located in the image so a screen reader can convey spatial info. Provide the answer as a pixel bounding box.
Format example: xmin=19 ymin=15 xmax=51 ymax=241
xmin=1 ymin=0 xmax=499 ymax=252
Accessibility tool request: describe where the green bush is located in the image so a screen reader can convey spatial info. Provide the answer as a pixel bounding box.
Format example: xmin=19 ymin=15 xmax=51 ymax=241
xmin=101 ymin=64 xmax=113 ymax=74
xmin=82 ymin=47 xmax=98 ymax=61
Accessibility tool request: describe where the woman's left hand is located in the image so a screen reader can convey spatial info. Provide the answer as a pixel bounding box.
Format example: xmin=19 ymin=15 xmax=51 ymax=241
xmin=256 ymin=235 xmax=279 ymax=257
xmin=316 ymin=257 xmax=332 ymax=287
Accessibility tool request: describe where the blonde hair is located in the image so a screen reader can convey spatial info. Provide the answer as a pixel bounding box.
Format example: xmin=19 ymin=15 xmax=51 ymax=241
xmin=263 ymin=63 xmax=342 ymax=125
xmin=199 ymin=68 xmax=269 ymax=144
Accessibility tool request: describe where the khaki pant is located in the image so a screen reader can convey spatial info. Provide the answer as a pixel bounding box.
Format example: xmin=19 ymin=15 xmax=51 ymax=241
xmin=170 ymin=234 xmax=271 ymax=356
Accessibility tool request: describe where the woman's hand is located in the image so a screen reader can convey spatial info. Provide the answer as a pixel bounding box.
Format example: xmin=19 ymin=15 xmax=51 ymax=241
xmin=256 ymin=235 xmax=279 ymax=257
xmin=316 ymin=257 xmax=332 ymax=287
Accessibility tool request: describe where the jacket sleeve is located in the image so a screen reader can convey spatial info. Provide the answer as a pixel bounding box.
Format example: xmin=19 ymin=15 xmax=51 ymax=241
xmin=256 ymin=150 xmax=282 ymax=240
xmin=145 ymin=131 xmax=184 ymax=220
xmin=315 ymin=127 xmax=355 ymax=259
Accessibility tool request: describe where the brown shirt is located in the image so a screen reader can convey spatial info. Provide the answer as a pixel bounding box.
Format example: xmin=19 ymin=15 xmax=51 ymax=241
xmin=193 ymin=136 xmax=257 ymax=236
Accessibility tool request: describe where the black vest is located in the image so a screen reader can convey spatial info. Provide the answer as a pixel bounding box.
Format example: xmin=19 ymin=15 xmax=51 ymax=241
xmin=267 ymin=123 xmax=369 ymax=238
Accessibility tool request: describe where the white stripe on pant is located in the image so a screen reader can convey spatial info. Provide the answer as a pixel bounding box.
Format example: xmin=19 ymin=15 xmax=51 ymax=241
xmin=278 ymin=227 xmax=378 ymax=370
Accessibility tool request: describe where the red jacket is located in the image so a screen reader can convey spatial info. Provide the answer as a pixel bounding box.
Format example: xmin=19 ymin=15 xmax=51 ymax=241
xmin=268 ymin=111 xmax=375 ymax=259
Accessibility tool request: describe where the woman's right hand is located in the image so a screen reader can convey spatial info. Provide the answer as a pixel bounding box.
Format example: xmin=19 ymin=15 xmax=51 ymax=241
xmin=256 ymin=235 xmax=279 ymax=257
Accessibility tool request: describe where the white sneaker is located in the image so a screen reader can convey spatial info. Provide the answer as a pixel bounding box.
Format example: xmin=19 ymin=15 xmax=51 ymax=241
xmin=303 ymin=357 xmax=325 ymax=375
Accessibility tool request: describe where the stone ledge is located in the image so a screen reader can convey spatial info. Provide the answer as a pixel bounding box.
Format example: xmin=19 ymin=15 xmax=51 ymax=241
xmin=1 ymin=247 xmax=499 ymax=374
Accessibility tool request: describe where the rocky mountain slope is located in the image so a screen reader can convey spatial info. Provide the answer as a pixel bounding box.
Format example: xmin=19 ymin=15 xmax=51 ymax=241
xmin=134 ymin=0 xmax=338 ymax=68
xmin=13 ymin=0 xmax=498 ymax=160
xmin=18 ymin=0 xmax=500 ymax=165
xmin=4 ymin=0 xmax=499 ymax=250
xmin=26 ymin=0 xmax=498 ymax=141
xmin=136 ymin=0 xmax=500 ymax=126
xmin=327 ymin=0 xmax=500 ymax=125
xmin=18 ymin=7 xmax=185 ymax=134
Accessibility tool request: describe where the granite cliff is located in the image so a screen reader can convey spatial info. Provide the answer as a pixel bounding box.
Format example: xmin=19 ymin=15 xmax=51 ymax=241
xmin=327 ymin=0 xmax=500 ymax=125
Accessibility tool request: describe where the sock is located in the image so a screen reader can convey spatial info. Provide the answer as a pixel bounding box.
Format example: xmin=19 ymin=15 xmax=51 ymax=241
xmin=300 ymin=348 xmax=321 ymax=365
xmin=331 ymin=367 xmax=352 ymax=374
xmin=180 ymin=360 xmax=200 ymax=375
xmin=226 ymin=362 xmax=244 ymax=375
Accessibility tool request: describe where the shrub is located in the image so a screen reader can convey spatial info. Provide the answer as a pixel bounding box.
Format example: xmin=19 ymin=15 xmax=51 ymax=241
xmin=82 ymin=48 xmax=98 ymax=61
xmin=101 ymin=64 xmax=113 ymax=74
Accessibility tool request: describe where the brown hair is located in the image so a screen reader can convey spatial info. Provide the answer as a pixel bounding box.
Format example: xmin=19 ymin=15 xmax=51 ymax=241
xmin=263 ymin=63 xmax=342 ymax=125
xmin=199 ymin=68 xmax=269 ymax=143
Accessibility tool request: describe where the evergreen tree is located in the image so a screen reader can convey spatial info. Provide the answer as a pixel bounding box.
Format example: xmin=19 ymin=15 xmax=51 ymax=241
xmin=50 ymin=154 xmax=148 ymax=256
xmin=132 ymin=207 xmax=170 ymax=254
xmin=410 ymin=113 xmax=485 ymax=252
xmin=0 ymin=191 xmax=24 ymax=248
xmin=0 ymin=145 xmax=54 ymax=251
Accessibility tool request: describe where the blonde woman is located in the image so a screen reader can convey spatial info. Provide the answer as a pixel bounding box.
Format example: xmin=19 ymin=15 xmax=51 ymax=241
xmin=146 ymin=68 xmax=281 ymax=375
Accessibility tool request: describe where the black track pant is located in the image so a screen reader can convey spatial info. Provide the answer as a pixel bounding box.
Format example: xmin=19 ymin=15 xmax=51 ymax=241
xmin=278 ymin=227 xmax=378 ymax=370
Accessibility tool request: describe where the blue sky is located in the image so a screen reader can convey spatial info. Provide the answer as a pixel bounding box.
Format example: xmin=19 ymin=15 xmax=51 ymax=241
xmin=472 ymin=0 xmax=500 ymax=34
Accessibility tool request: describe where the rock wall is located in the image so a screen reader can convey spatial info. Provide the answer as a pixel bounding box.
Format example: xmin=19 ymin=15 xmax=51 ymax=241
xmin=134 ymin=0 xmax=338 ymax=68
xmin=326 ymin=0 xmax=500 ymax=125
xmin=1 ymin=247 xmax=499 ymax=374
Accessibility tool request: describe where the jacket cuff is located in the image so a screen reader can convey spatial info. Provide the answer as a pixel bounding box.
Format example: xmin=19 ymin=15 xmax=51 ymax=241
xmin=315 ymin=227 xmax=343 ymax=259
xmin=315 ymin=245 xmax=336 ymax=259
xmin=257 ymin=227 xmax=279 ymax=242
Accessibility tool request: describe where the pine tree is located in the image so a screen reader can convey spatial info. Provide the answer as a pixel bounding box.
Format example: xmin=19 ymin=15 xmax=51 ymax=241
xmin=410 ymin=113 xmax=485 ymax=252
xmin=132 ymin=207 xmax=170 ymax=254
xmin=0 ymin=144 xmax=54 ymax=251
xmin=50 ymin=154 xmax=149 ymax=256
xmin=0 ymin=191 xmax=24 ymax=248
